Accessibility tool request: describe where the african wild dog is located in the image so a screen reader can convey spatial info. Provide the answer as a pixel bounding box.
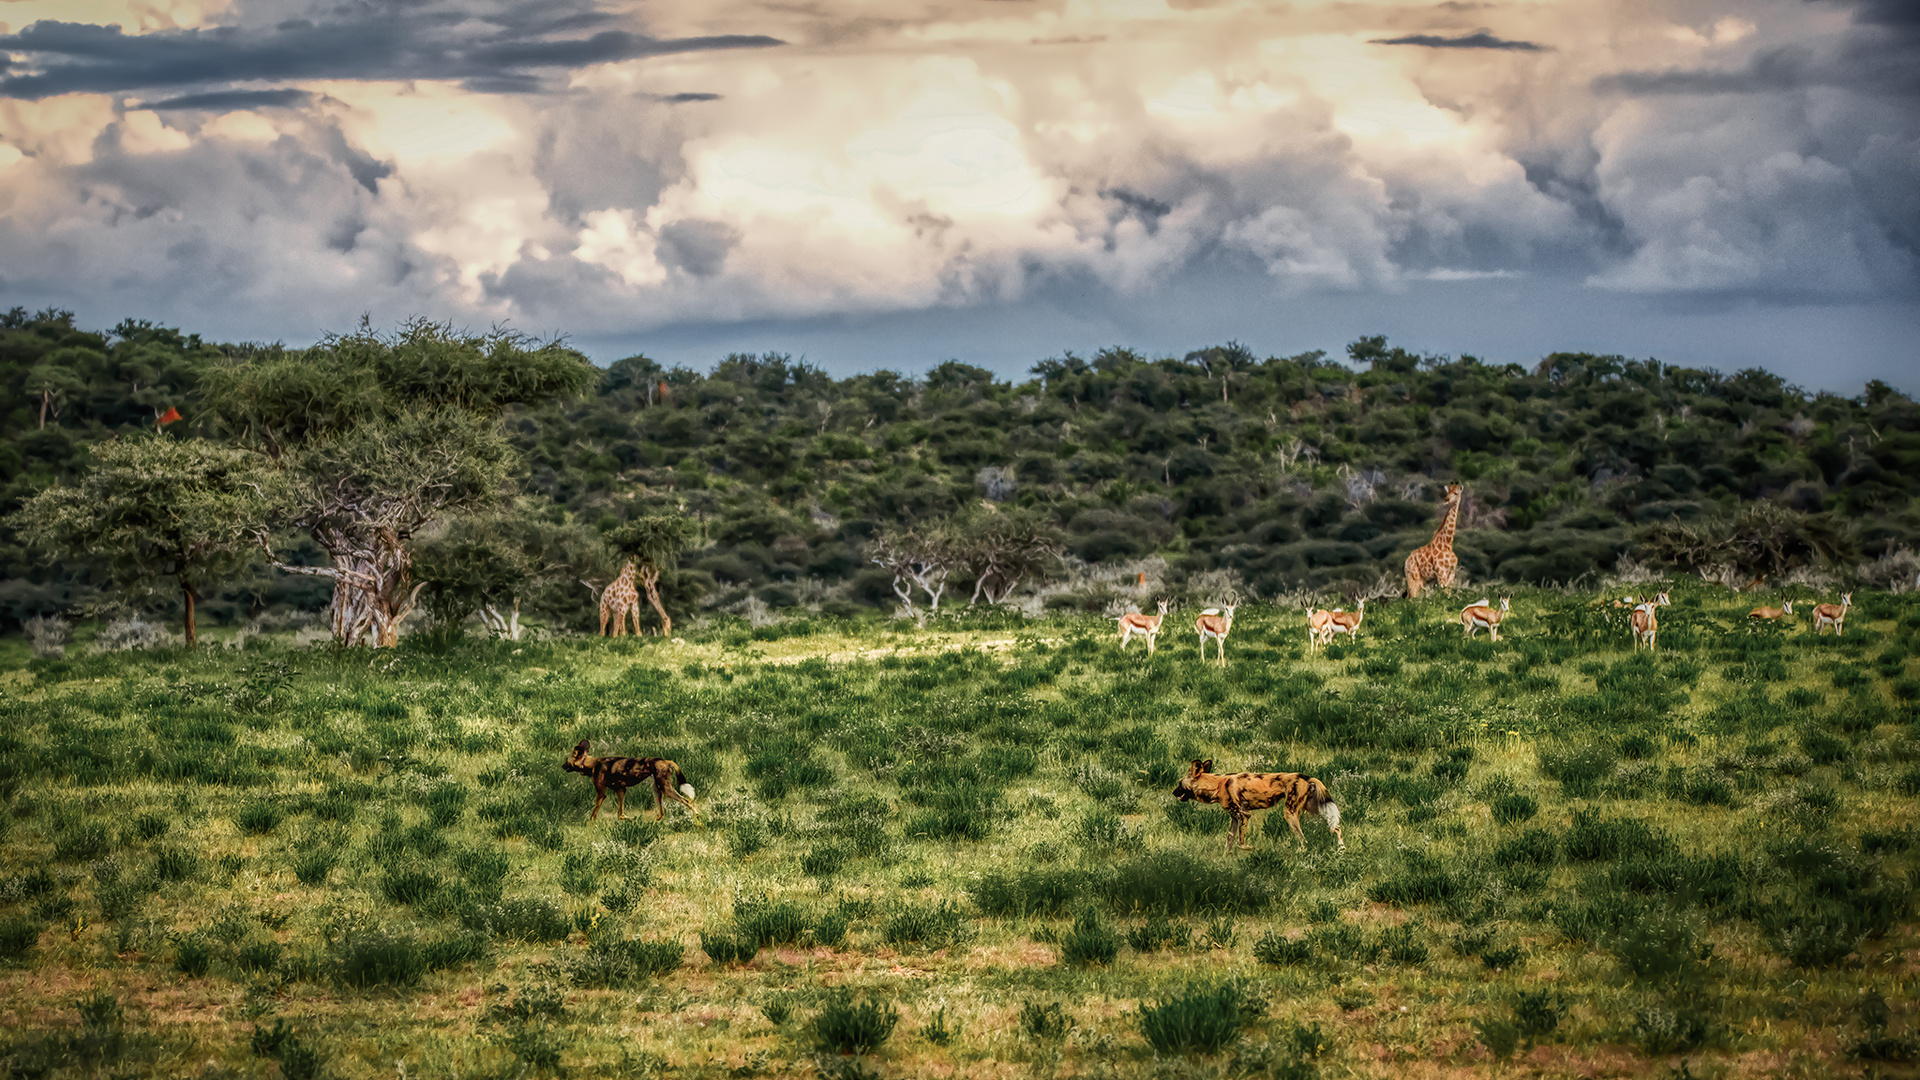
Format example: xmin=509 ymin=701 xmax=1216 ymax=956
xmin=1172 ymin=759 xmax=1344 ymax=853
xmin=564 ymin=740 xmax=699 ymax=822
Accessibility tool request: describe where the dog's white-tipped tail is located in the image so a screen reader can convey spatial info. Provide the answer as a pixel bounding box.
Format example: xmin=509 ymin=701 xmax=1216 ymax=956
xmin=680 ymin=783 xmax=696 ymax=801
xmin=1321 ymin=802 xmax=1341 ymax=833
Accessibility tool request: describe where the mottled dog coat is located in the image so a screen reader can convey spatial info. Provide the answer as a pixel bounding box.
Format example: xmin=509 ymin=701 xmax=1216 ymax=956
xmin=1172 ymin=758 xmax=1344 ymax=853
xmin=564 ymin=740 xmax=698 ymax=821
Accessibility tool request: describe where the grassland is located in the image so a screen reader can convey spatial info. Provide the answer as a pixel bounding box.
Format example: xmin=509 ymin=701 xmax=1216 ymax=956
xmin=0 ymin=584 xmax=1916 ymax=1079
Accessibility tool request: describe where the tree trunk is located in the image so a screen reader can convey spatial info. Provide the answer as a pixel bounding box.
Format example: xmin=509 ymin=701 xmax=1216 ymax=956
xmin=39 ymin=390 xmax=50 ymax=430
xmin=278 ymin=527 xmax=425 ymax=647
xmin=638 ymin=565 xmax=671 ymax=637
xmin=182 ymin=581 xmax=198 ymax=647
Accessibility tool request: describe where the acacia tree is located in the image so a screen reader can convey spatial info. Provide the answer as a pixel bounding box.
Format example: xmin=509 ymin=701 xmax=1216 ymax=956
xmin=204 ymin=319 xmax=596 ymax=646
xmin=7 ymin=435 xmax=275 ymax=645
xmin=607 ymin=515 xmax=698 ymax=636
xmin=869 ymin=525 xmax=956 ymax=616
xmin=952 ymin=510 xmax=1063 ymax=605
xmin=412 ymin=501 xmax=613 ymax=640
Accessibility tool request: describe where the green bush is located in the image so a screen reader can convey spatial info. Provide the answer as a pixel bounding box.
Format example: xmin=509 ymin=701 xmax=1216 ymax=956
xmin=1253 ymin=930 xmax=1310 ymax=965
xmin=735 ymin=894 xmax=812 ymax=948
xmin=172 ymin=934 xmax=213 ymax=977
xmin=234 ymin=800 xmax=283 ymax=835
xmin=881 ymin=899 xmax=970 ymax=951
xmin=1138 ymin=981 xmax=1260 ymax=1055
xmin=337 ymin=932 xmax=428 ymax=988
xmin=1127 ymin=913 xmax=1191 ymax=952
xmin=0 ymin=917 xmax=41 ymax=962
xmin=1562 ymin=810 xmax=1671 ymax=861
xmin=381 ymin=869 xmax=441 ymax=906
xmin=1491 ymin=792 xmax=1538 ymax=825
xmin=235 ymin=940 xmax=284 ymax=974
xmin=810 ymin=990 xmax=899 ymax=1055
xmin=968 ymin=868 xmax=1088 ymax=917
xmin=53 ymin=822 xmax=113 ymax=863
xmin=701 ymin=931 xmax=754 ymax=965
xmin=291 ymin=850 xmax=336 ymax=888
xmin=153 ymin=845 xmax=198 ymax=882
xmin=461 ymin=899 xmax=571 ymax=942
xmin=1019 ymin=1000 xmax=1069 ymax=1040
xmin=801 ymin=843 xmax=849 ymax=877
xmin=1059 ymin=908 xmax=1120 ymax=966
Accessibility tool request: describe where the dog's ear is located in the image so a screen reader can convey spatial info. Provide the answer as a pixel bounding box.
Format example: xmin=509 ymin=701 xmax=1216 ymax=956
xmin=573 ymin=740 xmax=589 ymax=753
xmin=1195 ymin=758 xmax=1213 ymax=774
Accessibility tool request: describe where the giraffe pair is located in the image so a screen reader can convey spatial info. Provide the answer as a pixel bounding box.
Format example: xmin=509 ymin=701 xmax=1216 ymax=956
xmin=599 ymin=558 xmax=673 ymax=637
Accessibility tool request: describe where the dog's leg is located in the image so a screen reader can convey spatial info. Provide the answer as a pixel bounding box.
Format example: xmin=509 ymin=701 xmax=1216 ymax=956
xmin=1287 ymin=806 xmax=1306 ymax=849
xmin=589 ymin=785 xmax=607 ymax=820
xmin=615 ymin=787 xmax=628 ymax=820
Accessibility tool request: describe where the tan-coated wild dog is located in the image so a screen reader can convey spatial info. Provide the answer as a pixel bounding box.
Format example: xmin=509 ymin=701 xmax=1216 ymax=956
xmin=1172 ymin=759 xmax=1344 ymax=853
xmin=1812 ymin=593 xmax=1852 ymax=635
xmin=1460 ymin=597 xmax=1510 ymax=641
xmin=1118 ymin=599 xmax=1170 ymax=656
xmin=564 ymin=740 xmax=699 ymax=822
xmin=1195 ymin=603 xmax=1237 ymax=664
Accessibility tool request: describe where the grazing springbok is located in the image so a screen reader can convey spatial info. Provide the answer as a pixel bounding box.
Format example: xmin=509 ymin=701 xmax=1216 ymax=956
xmin=1118 ymin=599 xmax=1170 ymax=656
xmin=1811 ymin=593 xmax=1852 ymax=636
xmin=1195 ymin=601 xmax=1238 ymax=665
xmin=1629 ymin=592 xmax=1670 ymax=651
xmin=1305 ymin=605 xmax=1337 ymax=649
xmin=1747 ymin=600 xmax=1794 ymax=621
xmin=1461 ymin=597 xmax=1511 ymax=641
xmin=1324 ymin=599 xmax=1366 ymax=645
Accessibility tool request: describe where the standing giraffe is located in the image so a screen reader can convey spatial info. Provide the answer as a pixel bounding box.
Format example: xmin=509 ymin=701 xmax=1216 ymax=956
xmin=599 ymin=559 xmax=642 ymax=637
xmin=1404 ymin=483 xmax=1463 ymax=599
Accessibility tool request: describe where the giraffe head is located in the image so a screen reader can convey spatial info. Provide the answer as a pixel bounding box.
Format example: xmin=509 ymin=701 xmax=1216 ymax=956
xmin=1444 ymin=483 xmax=1462 ymax=504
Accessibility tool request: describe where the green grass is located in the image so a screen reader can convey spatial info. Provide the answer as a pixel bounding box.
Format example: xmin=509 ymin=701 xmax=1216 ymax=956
xmin=0 ymin=583 xmax=1915 ymax=1078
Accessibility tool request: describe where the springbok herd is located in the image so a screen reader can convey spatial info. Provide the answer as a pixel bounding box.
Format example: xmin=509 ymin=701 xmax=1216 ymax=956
xmin=1115 ymin=589 xmax=1859 ymax=661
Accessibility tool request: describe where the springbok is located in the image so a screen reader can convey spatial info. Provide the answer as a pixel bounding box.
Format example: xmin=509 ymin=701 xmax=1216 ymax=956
xmin=1461 ymin=597 xmax=1511 ymax=641
xmin=1747 ymin=600 xmax=1794 ymax=621
xmin=1195 ymin=601 xmax=1238 ymax=665
xmin=1324 ymin=599 xmax=1366 ymax=644
xmin=1305 ymin=604 xmax=1337 ymax=649
xmin=1811 ymin=593 xmax=1852 ymax=636
xmin=1629 ymin=592 xmax=1670 ymax=651
xmin=1118 ymin=599 xmax=1170 ymax=656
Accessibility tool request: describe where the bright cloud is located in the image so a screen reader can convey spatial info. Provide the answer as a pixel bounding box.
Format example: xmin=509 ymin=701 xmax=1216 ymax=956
xmin=0 ymin=0 xmax=1913 ymax=359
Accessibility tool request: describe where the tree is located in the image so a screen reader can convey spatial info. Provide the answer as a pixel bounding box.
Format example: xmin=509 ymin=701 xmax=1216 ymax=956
xmin=7 ymin=434 xmax=276 ymax=645
xmin=413 ymin=501 xmax=613 ymax=640
xmin=953 ymin=510 xmax=1063 ymax=604
xmin=23 ymin=361 xmax=83 ymax=429
xmin=607 ymin=514 xmax=699 ymax=636
xmin=1636 ymin=502 xmax=1849 ymax=581
xmin=869 ymin=525 xmax=956 ymax=616
xmin=203 ymin=319 xmax=597 ymax=646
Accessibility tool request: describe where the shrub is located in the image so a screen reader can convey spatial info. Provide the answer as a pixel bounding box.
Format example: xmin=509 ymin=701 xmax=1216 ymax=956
xmin=735 ymin=894 xmax=812 ymax=948
xmin=968 ymin=868 xmax=1088 ymax=917
xmin=1059 ymin=908 xmax=1120 ymax=966
xmin=1127 ymin=914 xmax=1191 ymax=953
xmin=291 ymin=850 xmax=336 ymax=888
xmin=801 ymin=843 xmax=849 ymax=877
xmin=566 ymin=937 xmax=683 ymax=987
xmin=1513 ymin=990 xmax=1565 ymax=1042
xmin=1020 ymin=1001 xmax=1070 ymax=1040
xmin=338 ymin=932 xmax=428 ymax=988
xmin=1139 ymin=982 xmax=1260 ymax=1055
xmin=1368 ymin=854 xmax=1464 ymax=907
xmin=1380 ymin=924 xmax=1429 ymax=964
xmin=235 ymin=939 xmax=284 ymax=974
xmin=881 ymin=899 xmax=970 ymax=951
xmin=130 ymin=812 xmax=171 ymax=841
xmin=1104 ymin=851 xmax=1272 ymax=914
xmin=700 ymin=931 xmax=754 ymax=965
xmin=559 ymin=851 xmax=597 ymax=896
xmin=1253 ymin=930 xmax=1310 ymax=966
xmin=1538 ymin=745 xmax=1616 ymax=798
xmin=381 ymin=869 xmax=441 ymax=907
xmin=810 ymin=990 xmax=899 ymax=1055
xmin=1562 ymin=810 xmax=1671 ymax=861
xmin=172 ymin=934 xmax=213 ymax=977
xmin=234 ymin=800 xmax=283 ymax=836
xmin=462 ymin=899 xmax=571 ymax=943
xmin=54 ymin=823 xmax=113 ymax=863
xmin=1308 ymin=923 xmax=1380 ymax=962
xmin=0 ymin=918 xmax=41 ymax=962
xmin=153 ymin=845 xmax=199 ymax=882
xmin=1491 ymin=793 xmax=1538 ymax=825
xmin=1632 ymin=1003 xmax=1715 ymax=1055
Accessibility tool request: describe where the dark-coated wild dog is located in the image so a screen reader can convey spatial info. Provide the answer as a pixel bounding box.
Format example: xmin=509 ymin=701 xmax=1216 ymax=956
xmin=1172 ymin=759 xmax=1344 ymax=853
xmin=564 ymin=740 xmax=699 ymax=822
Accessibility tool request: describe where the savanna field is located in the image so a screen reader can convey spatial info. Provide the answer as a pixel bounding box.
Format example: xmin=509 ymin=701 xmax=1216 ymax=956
xmin=1 ymin=585 xmax=1917 ymax=1080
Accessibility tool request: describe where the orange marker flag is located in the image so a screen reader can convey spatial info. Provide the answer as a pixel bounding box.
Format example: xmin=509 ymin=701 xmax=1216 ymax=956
xmin=156 ymin=406 xmax=182 ymax=425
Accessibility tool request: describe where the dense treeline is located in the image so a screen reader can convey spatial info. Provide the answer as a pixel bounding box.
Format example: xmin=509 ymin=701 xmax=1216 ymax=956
xmin=4 ymin=307 xmax=1918 ymax=634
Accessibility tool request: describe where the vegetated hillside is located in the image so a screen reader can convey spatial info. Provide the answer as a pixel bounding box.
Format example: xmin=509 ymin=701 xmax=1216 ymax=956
xmin=5 ymin=307 xmax=1918 ymax=632
xmin=0 ymin=584 xmax=1913 ymax=1078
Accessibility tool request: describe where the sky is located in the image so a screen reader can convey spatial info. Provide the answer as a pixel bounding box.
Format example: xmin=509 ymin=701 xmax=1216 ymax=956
xmin=0 ymin=0 xmax=1916 ymax=392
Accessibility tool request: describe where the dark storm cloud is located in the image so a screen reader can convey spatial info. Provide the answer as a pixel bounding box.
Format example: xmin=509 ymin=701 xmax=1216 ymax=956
xmin=0 ymin=8 xmax=783 ymax=102
xmin=143 ymin=88 xmax=313 ymax=110
xmin=1600 ymin=0 xmax=1920 ymax=97
xmin=1369 ymin=31 xmax=1547 ymax=51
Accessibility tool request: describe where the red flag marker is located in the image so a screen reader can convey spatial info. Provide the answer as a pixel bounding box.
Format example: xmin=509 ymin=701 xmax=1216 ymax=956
xmin=156 ymin=406 xmax=182 ymax=425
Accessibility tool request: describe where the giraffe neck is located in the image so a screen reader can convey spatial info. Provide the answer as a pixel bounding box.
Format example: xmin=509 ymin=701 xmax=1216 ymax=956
xmin=1431 ymin=497 xmax=1460 ymax=551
